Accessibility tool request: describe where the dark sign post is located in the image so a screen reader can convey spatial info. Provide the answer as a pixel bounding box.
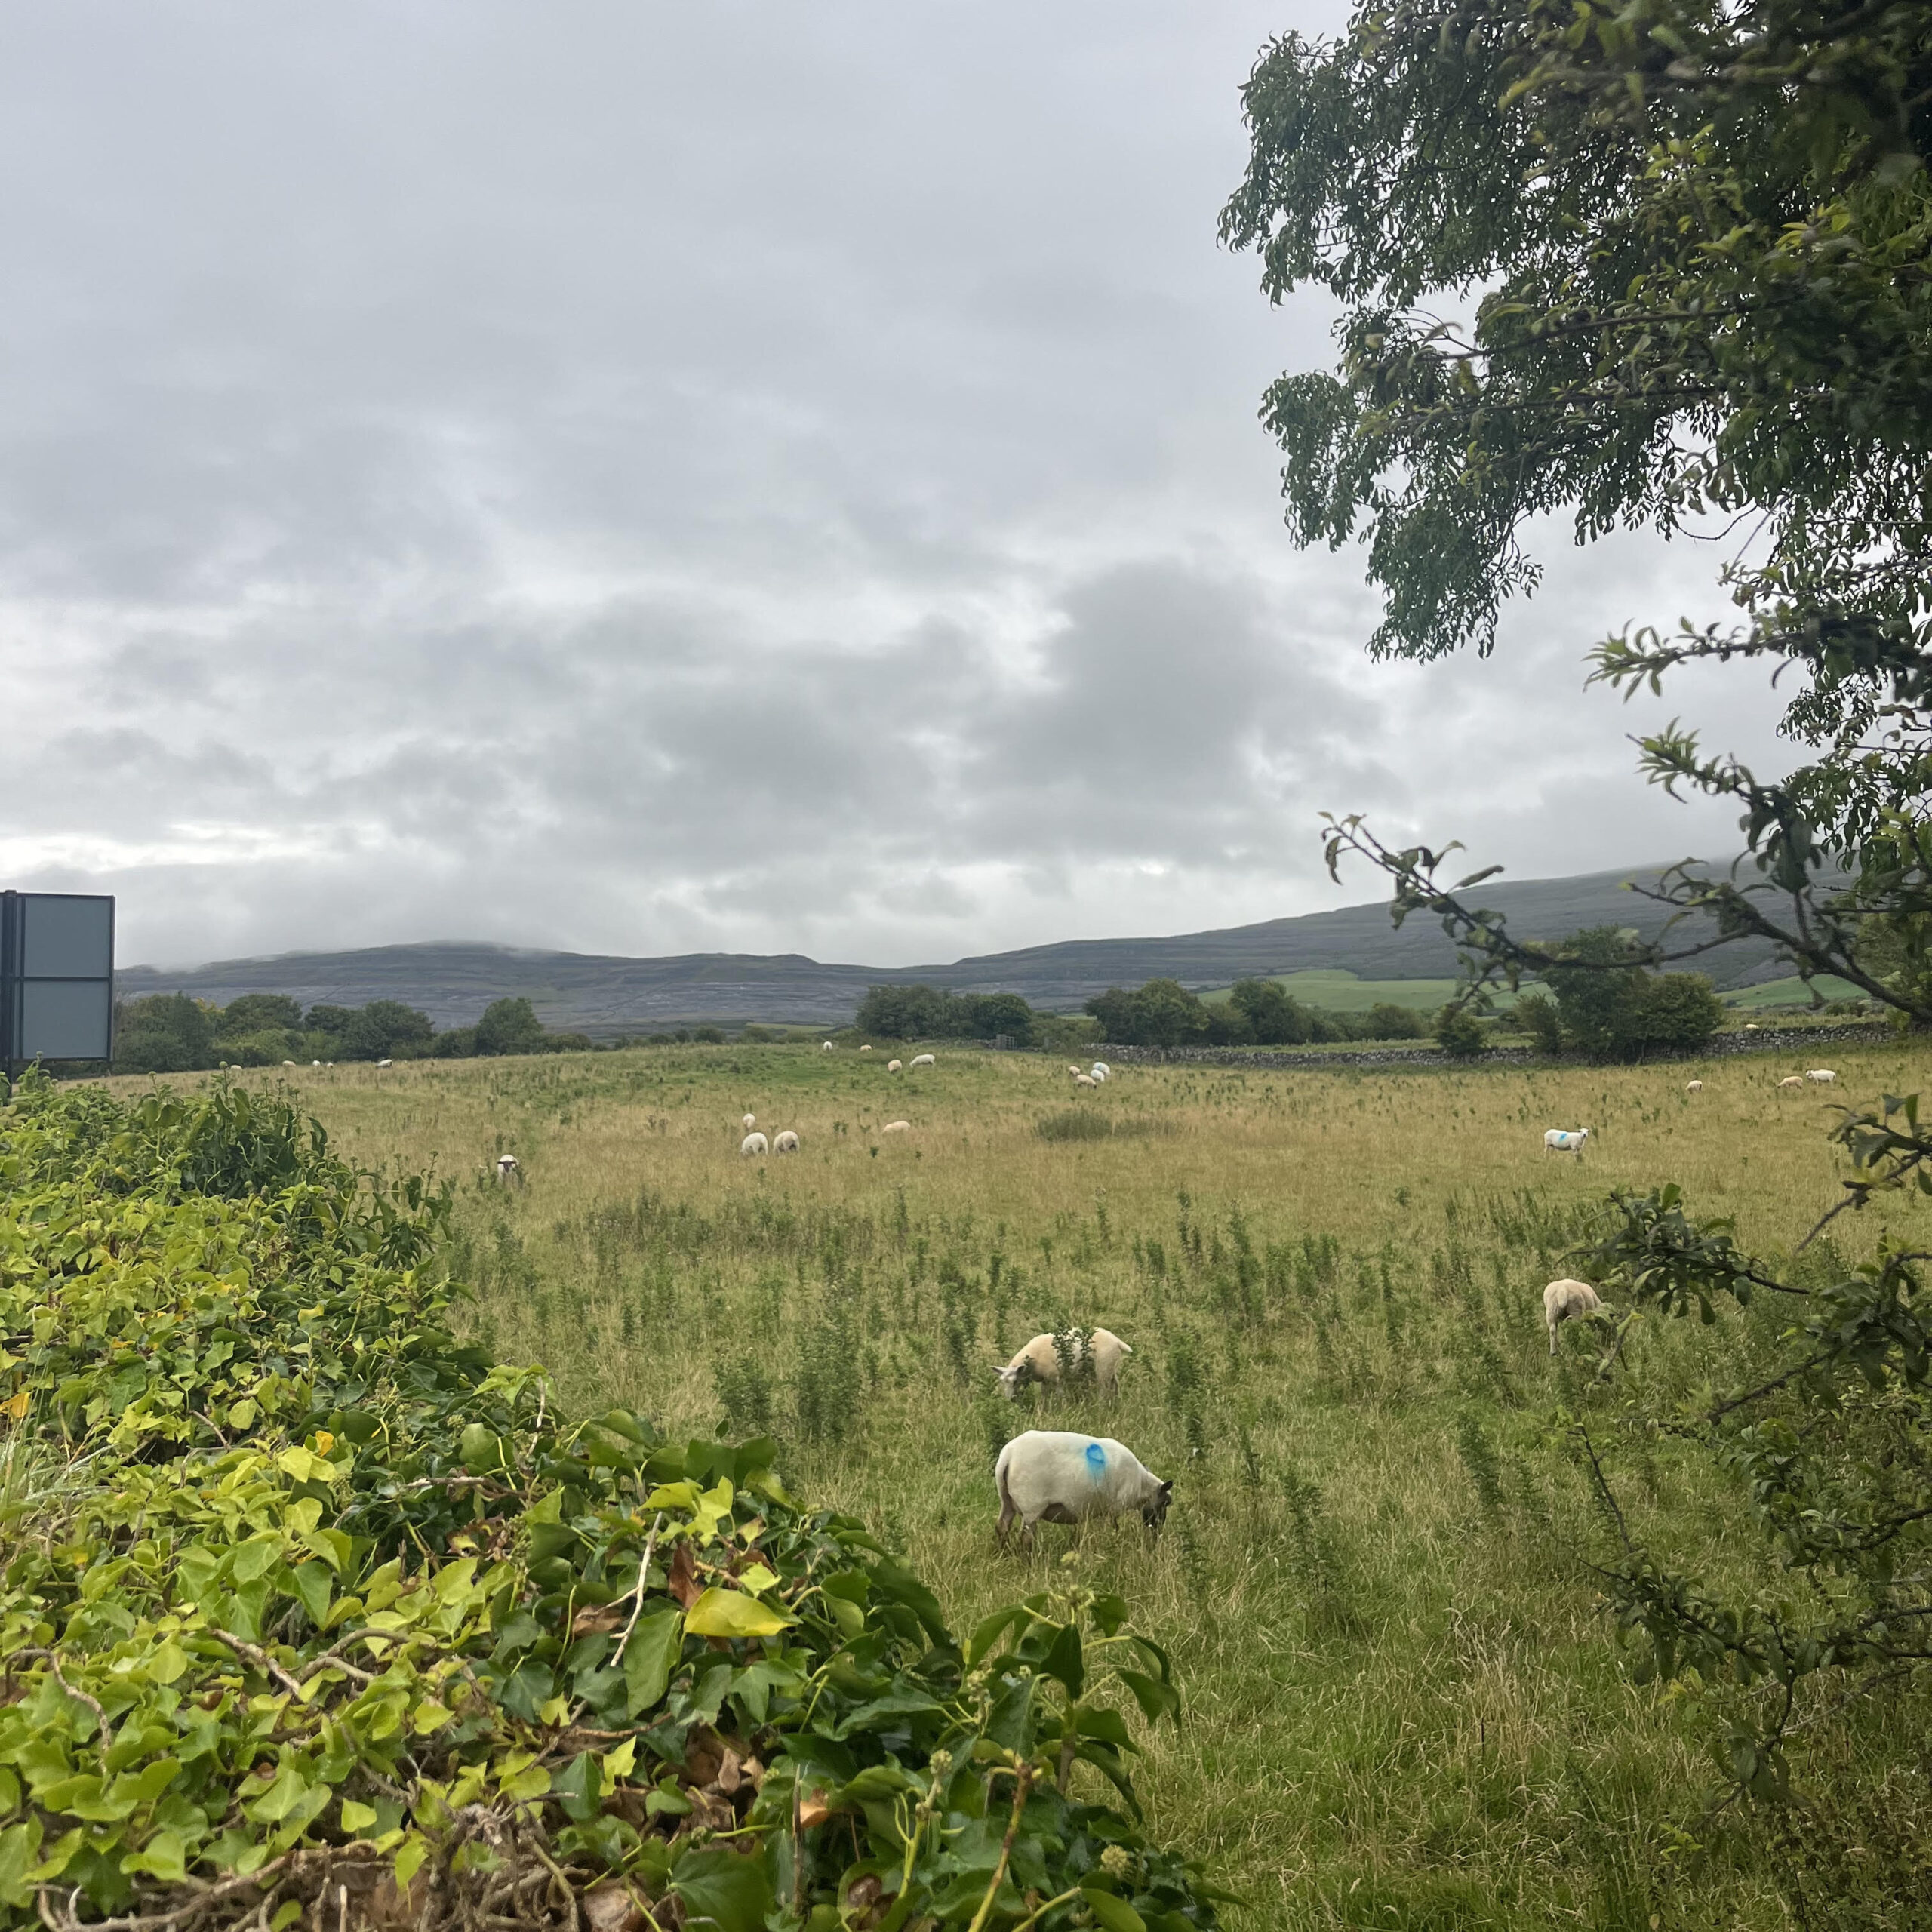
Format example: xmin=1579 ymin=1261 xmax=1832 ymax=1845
xmin=0 ymin=891 xmax=115 ymax=1079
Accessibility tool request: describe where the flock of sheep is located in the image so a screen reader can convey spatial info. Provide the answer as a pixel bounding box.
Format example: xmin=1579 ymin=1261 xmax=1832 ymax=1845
xmin=478 ymin=1044 xmax=1854 ymax=1549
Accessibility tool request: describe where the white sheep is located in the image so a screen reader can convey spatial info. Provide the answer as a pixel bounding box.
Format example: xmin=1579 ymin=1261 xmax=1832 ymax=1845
xmin=281 ymin=1060 xmax=296 ymax=1067
xmin=1779 ymin=1075 xmax=1805 ymax=1090
xmin=909 ymin=1054 xmax=935 ymax=1068
xmin=1744 ymin=1022 xmax=1761 ymax=1032
xmin=1066 ymin=1065 xmax=1082 ymax=1077
xmin=1543 ymin=1278 xmax=1602 ymax=1355
xmin=1543 ymin=1128 xmax=1589 ymax=1153
xmin=860 ymin=1044 xmax=872 ymax=1054
xmin=376 ymin=1058 xmax=393 ymax=1069
xmin=773 ymin=1129 xmax=800 ymax=1153
xmin=1685 ymin=1079 xmax=1703 ymax=1092
xmin=995 ymin=1431 xmax=1172 ymax=1550
xmin=996 ymin=1327 xmax=1132 ymax=1401
xmin=888 ymin=1059 xmax=903 ymax=1072
xmin=1089 ymin=1063 xmax=1109 ymax=1083
xmin=494 ymin=1154 xmax=522 ymax=1186
xmin=1807 ymin=1069 xmax=1838 ymax=1084
xmin=740 ymin=1131 xmax=769 ymax=1156
xmin=823 ymin=1041 xmax=835 ymax=1052
xmin=881 ymin=1120 xmax=910 ymax=1134
xmin=742 ymin=1113 xmax=757 ymax=1130
xmin=312 ymin=1060 xmax=322 ymax=1069
xmin=1072 ymin=1073 xmax=1097 ymax=1089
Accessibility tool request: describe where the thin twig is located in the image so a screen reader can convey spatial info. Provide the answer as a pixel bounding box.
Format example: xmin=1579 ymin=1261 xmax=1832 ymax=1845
xmin=610 ymin=1514 xmax=666 ymax=1669
xmin=11 ymin=1651 xmax=113 ymax=1767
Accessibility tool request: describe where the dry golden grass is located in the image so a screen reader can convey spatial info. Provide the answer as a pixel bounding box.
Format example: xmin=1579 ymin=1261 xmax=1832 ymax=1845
xmin=106 ymin=1035 xmax=1932 ymax=1929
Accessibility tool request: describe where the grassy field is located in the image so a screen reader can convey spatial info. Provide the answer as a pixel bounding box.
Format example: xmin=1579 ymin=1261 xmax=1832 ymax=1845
xmin=1720 ymin=974 xmax=1865 ymax=1011
xmin=107 ymin=1038 xmax=1932 ymax=1930
xmin=1198 ymin=968 xmax=1467 ymax=1011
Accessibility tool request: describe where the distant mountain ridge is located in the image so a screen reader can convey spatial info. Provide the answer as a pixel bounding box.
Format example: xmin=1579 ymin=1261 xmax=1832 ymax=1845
xmin=114 ymin=859 xmax=1799 ymax=1035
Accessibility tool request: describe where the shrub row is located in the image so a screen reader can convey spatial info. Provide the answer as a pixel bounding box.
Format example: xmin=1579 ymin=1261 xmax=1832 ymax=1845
xmin=0 ymin=1076 xmax=1223 ymax=1932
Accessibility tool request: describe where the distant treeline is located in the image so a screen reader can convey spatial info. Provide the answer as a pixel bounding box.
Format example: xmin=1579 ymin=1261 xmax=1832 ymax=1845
xmin=112 ymin=992 xmax=594 ymax=1075
xmin=1087 ymin=977 xmax=1432 ymax=1048
xmin=853 ymin=976 xmax=1435 ymax=1048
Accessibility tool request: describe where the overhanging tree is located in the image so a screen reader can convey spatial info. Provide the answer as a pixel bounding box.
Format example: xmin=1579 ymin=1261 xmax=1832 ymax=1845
xmin=1220 ymin=0 xmax=1932 ymax=1015
xmin=1221 ymin=0 xmax=1932 ymax=1830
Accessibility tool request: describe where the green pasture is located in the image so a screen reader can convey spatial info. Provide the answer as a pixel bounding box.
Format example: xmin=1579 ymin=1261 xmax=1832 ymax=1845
xmin=132 ymin=1037 xmax=1932 ymax=1930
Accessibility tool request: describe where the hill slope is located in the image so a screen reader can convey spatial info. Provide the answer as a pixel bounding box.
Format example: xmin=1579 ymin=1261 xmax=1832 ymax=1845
xmin=115 ymin=859 xmax=1800 ymax=1034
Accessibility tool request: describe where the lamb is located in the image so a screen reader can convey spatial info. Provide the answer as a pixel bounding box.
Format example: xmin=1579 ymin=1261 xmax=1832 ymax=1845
xmin=996 ymin=1327 xmax=1132 ymax=1401
xmin=1543 ymin=1128 xmax=1589 ymax=1153
xmin=995 ymin=1431 xmax=1172 ymax=1550
xmin=740 ymin=1131 xmax=769 ymax=1156
xmin=1779 ymin=1075 xmax=1805 ymax=1090
xmin=881 ymin=1120 xmax=910 ymax=1134
xmin=888 ymin=1059 xmax=903 ymax=1073
xmin=773 ymin=1129 xmax=800 ymax=1153
xmin=1072 ymin=1073 xmax=1097 ymax=1088
xmin=1807 ymin=1069 xmax=1838 ymax=1084
xmin=909 ymin=1053 xmax=936 ymax=1068
xmin=1543 ymin=1278 xmax=1602 ymax=1355
xmin=742 ymin=1113 xmax=757 ymax=1130
xmin=1685 ymin=1080 xmax=1703 ymax=1093
xmin=494 ymin=1155 xmax=521 ymax=1186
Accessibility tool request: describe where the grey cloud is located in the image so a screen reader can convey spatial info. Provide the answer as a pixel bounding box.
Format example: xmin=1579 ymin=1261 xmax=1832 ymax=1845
xmin=0 ymin=2 xmax=1796 ymax=971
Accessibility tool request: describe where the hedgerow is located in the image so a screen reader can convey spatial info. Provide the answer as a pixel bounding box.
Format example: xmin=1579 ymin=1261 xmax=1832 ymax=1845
xmin=0 ymin=1075 xmax=1225 ymax=1932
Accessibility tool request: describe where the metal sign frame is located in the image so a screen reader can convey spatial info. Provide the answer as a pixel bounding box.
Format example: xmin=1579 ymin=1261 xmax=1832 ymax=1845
xmin=1 ymin=891 xmax=117 ymax=1075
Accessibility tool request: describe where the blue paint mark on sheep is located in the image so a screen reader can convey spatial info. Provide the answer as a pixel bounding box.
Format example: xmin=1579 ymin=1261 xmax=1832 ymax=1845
xmin=1084 ymin=1441 xmax=1106 ymax=1481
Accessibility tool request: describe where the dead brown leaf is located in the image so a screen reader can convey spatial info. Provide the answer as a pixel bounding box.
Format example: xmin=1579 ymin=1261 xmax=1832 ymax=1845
xmin=666 ymin=1540 xmax=701 ymax=1610
xmin=583 ymin=1881 xmax=646 ymax=1932
xmin=571 ymin=1604 xmax=626 ymax=1636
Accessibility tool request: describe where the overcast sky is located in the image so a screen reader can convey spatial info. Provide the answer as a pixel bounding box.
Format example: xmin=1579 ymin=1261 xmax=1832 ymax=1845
xmin=2 ymin=2 xmax=1790 ymax=970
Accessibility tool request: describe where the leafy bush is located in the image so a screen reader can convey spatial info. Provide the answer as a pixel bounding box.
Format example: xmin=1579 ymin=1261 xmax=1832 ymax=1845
xmin=1434 ymin=1007 xmax=1487 ymax=1058
xmin=854 ymin=986 xmax=1037 ymax=1045
xmin=1514 ymin=990 xmax=1565 ymax=1055
xmin=112 ymin=995 xmax=218 ymax=1075
xmin=0 ymin=1076 xmax=1224 ymax=1931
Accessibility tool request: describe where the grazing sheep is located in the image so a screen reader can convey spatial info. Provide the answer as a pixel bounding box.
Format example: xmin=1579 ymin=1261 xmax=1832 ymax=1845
xmin=888 ymin=1059 xmax=903 ymax=1073
xmin=995 ymin=1431 xmax=1172 ymax=1550
xmin=742 ymin=1113 xmax=757 ymax=1130
xmin=1067 ymin=1065 xmax=1082 ymax=1076
xmin=996 ymin=1327 xmax=1133 ymax=1401
xmin=740 ymin=1131 xmax=769 ymax=1156
xmin=312 ymin=1060 xmax=322 ymax=1069
xmin=881 ymin=1120 xmax=910 ymax=1134
xmin=1685 ymin=1079 xmax=1703 ymax=1092
xmin=1089 ymin=1064 xmax=1109 ymax=1084
xmin=1072 ymin=1073 xmax=1097 ymax=1088
xmin=1543 ymin=1128 xmax=1590 ymax=1153
xmin=1744 ymin=1022 xmax=1761 ymax=1032
xmin=1779 ymin=1075 xmax=1805 ymax=1090
xmin=909 ymin=1053 xmax=935 ymax=1068
xmin=822 ymin=1041 xmax=835 ymax=1052
xmin=773 ymin=1129 xmax=800 ymax=1153
xmin=281 ymin=1060 xmax=296 ymax=1067
xmin=860 ymin=1044 xmax=872 ymax=1054
xmin=376 ymin=1058 xmax=393 ymax=1069
xmin=494 ymin=1155 xmax=522 ymax=1186
xmin=1091 ymin=1062 xmax=1112 ymax=1080
xmin=1543 ymin=1278 xmax=1603 ymax=1355
xmin=1807 ymin=1069 xmax=1838 ymax=1084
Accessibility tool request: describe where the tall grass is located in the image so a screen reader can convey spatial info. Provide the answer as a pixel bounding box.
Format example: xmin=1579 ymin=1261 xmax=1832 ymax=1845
xmin=109 ymin=1038 xmax=1932 ymax=1929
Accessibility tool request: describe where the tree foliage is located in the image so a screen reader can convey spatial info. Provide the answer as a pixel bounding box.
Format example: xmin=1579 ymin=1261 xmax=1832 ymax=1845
xmin=1223 ymin=0 xmax=1932 ymax=1017
xmin=0 ymin=1075 xmax=1225 ymax=1931
xmin=853 ymin=986 xmax=1036 ymax=1044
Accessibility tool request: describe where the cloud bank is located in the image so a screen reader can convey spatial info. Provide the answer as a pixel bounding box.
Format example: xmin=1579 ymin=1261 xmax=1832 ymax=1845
xmin=0 ymin=2 xmax=1791 ymax=968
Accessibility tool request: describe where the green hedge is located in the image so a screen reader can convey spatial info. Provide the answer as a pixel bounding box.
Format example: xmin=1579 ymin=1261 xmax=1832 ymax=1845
xmin=0 ymin=1076 xmax=1223 ymax=1932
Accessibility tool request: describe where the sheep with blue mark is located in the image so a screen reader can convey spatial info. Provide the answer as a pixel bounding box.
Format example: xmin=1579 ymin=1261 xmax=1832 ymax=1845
xmin=995 ymin=1429 xmax=1172 ymax=1550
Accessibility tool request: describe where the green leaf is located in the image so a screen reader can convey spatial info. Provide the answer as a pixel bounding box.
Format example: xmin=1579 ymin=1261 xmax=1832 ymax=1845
xmin=671 ymin=1842 xmax=771 ymax=1932
xmin=1080 ymin=1890 xmax=1146 ymax=1932
xmin=119 ymin=1830 xmax=187 ymax=1884
xmin=622 ymin=1607 xmax=685 ymax=1716
xmin=339 ymin=1801 xmax=379 ymax=1834
xmin=685 ymin=1588 xmax=795 ymax=1639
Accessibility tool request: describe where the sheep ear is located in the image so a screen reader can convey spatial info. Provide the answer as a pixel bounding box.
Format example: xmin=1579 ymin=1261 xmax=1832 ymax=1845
xmin=1160 ymin=1480 xmax=1174 ymax=1500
